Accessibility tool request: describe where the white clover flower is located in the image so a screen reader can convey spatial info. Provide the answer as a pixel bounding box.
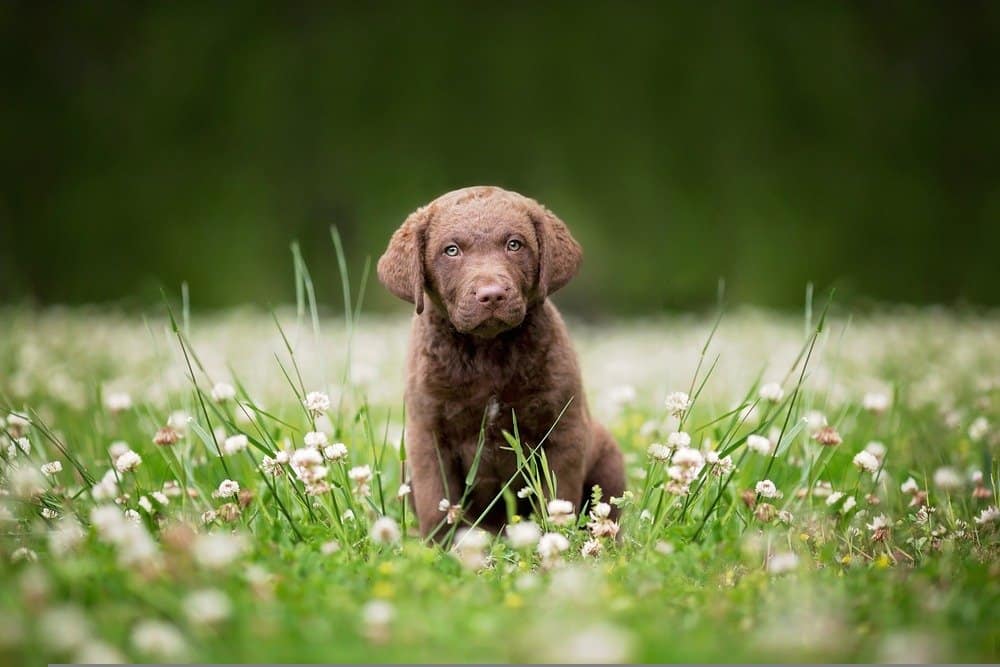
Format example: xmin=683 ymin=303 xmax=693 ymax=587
xmin=303 ymin=391 xmax=331 ymax=416
xmin=89 ymin=504 xmax=157 ymax=565
xmin=852 ymin=450 xmax=880 ymax=474
xmin=971 ymin=469 xmax=983 ymax=485
xmin=804 ymin=410 xmax=827 ymax=433
xmin=663 ymin=391 xmax=690 ymax=418
xmin=370 ymin=516 xmax=401 ymax=545
xmin=813 ymin=426 xmax=843 ymax=446
xmin=913 ymin=505 xmax=933 ymax=525
xmin=291 ymin=447 xmax=323 ymax=470
xmin=746 ymin=434 xmax=773 ymax=455
xmin=321 ymin=540 xmax=341 ymax=555
xmin=708 ymin=452 xmax=734 ymax=476
xmin=39 ymin=604 xmax=89 ymax=652
xmin=7 ymin=436 xmax=31 ymax=458
xmin=671 ymin=447 xmax=704 ymax=470
xmin=975 ymin=506 xmax=999 ymax=526
xmin=201 ymin=510 xmax=217 ymax=525
xmin=39 ymin=461 xmax=62 ymax=476
xmin=10 ymin=466 xmax=45 ymax=498
xmin=10 ymin=547 xmax=37 ymax=563
xmin=900 ymin=477 xmax=920 ymax=494
xmin=396 ymin=483 xmax=411 ymax=498
xmin=812 ymin=480 xmax=833 ymax=498
xmin=865 ymin=441 xmax=887 ymax=461
xmin=124 ymin=508 xmax=141 ymax=522
xmin=49 ymin=517 xmax=85 ymax=555
xmin=131 ymin=619 xmax=187 ymax=659
xmin=40 ymin=507 xmax=58 ymax=519
xmin=259 ymin=456 xmax=283 ymax=476
xmin=537 ymin=532 xmax=570 ymax=562
xmin=516 ymin=485 xmax=534 ymax=499
xmin=210 ymin=382 xmax=236 ymax=402
xmin=151 ymin=491 xmax=169 ymax=506
xmin=506 ymin=521 xmax=542 ymax=549
xmin=759 ymin=382 xmax=784 ymax=402
xmin=647 ymin=443 xmax=671 ymax=461
xmin=191 ymin=532 xmax=247 ymax=570
xmin=755 ymin=480 xmax=782 ymax=499
xmin=639 ymin=419 xmax=660 ymax=438
xmin=453 ymin=526 xmax=491 ymax=554
xmin=341 ymin=509 xmax=355 ymax=522
xmin=547 ymin=498 xmax=576 ymax=526
xmin=361 ymin=598 xmax=395 ymax=624
xmin=825 ymin=491 xmax=844 ymax=506
xmin=222 ymin=434 xmax=248 ymax=455
xmin=138 ymin=496 xmax=154 ymax=513
xmin=108 ymin=441 xmax=131 ymax=461
xmin=591 ymin=502 xmax=612 ymax=519
xmin=968 ymin=416 xmax=989 ymax=442
xmin=933 ymin=466 xmax=963 ymax=491
xmin=841 ymin=496 xmax=857 ymax=514
xmin=767 ymin=552 xmax=799 ymax=575
xmin=212 ymin=479 xmax=240 ymax=499
xmin=323 ymin=442 xmax=348 ymax=461
xmin=74 ymin=640 xmax=127 ymax=664
xmin=862 ymin=392 xmax=891 ymax=413
xmin=235 ymin=403 xmax=257 ymax=425
xmin=5 ymin=412 xmax=31 ymax=435
xmin=291 ymin=448 xmax=329 ymax=490
xmin=151 ymin=423 xmax=181 ymax=446
xmin=663 ymin=447 xmax=704 ymax=496
xmin=556 ymin=623 xmax=633 ymax=665
xmin=114 ymin=449 xmax=142 ymax=473
xmin=867 ymin=514 xmax=890 ymax=531
xmin=183 ymin=589 xmax=231 ymax=626
xmin=91 ymin=505 xmax=127 ymax=541
xmin=666 ymin=431 xmax=691 ymax=449
xmin=587 ymin=511 xmax=619 ymax=540
xmin=167 ymin=410 xmax=191 ymax=433
xmin=303 ymin=431 xmax=328 ymax=448
xmin=608 ymin=385 xmax=637 ymax=407
xmin=361 ymin=599 xmax=394 ymax=641
xmin=104 ymin=392 xmax=133 ymax=413
xmin=348 ymin=465 xmax=372 ymax=485
xmin=581 ymin=538 xmax=603 ymax=558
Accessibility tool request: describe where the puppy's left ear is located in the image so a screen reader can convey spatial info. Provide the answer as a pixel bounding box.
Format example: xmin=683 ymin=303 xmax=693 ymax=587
xmin=526 ymin=199 xmax=583 ymax=299
xmin=377 ymin=205 xmax=429 ymax=314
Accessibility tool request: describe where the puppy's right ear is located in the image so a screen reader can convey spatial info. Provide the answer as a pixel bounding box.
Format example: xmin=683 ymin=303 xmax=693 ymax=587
xmin=377 ymin=205 xmax=429 ymax=314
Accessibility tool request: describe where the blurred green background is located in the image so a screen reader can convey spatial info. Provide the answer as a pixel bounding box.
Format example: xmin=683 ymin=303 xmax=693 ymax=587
xmin=2 ymin=2 xmax=998 ymax=315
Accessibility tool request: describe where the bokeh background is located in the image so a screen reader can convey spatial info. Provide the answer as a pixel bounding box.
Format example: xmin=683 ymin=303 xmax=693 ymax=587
xmin=2 ymin=2 xmax=999 ymax=315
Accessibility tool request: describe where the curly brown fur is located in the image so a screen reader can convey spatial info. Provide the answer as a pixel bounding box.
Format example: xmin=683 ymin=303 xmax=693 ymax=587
xmin=378 ymin=186 xmax=625 ymax=539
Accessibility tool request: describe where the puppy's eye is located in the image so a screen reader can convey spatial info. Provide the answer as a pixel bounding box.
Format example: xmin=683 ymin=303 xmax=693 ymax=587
xmin=443 ymin=244 xmax=461 ymax=257
xmin=506 ymin=239 xmax=523 ymax=252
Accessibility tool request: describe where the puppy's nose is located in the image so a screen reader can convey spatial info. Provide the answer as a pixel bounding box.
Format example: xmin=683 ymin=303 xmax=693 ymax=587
xmin=475 ymin=284 xmax=508 ymax=306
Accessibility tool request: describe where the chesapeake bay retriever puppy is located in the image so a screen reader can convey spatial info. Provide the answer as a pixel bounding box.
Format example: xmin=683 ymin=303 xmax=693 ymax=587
xmin=377 ymin=186 xmax=625 ymax=538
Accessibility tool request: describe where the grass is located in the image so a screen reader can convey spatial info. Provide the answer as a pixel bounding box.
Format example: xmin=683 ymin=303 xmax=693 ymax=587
xmin=1 ymin=294 xmax=998 ymax=663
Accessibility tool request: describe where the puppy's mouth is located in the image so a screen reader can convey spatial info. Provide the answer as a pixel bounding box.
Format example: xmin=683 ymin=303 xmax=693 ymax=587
xmin=467 ymin=316 xmax=517 ymax=338
xmin=450 ymin=308 xmax=526 ymax=338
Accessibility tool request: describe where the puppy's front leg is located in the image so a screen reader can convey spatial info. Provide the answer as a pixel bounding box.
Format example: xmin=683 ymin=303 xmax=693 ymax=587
xmin=405 ymin=419 xmax=462 ymax=541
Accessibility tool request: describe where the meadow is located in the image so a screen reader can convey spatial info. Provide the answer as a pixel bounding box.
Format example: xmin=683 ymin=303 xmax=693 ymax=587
xmin=1 ymin=296 xmax=998 ymax=663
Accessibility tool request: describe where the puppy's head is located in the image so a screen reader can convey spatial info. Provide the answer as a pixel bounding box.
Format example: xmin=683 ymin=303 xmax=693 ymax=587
xmin=377 ymin=186 xmax=582 ymax=338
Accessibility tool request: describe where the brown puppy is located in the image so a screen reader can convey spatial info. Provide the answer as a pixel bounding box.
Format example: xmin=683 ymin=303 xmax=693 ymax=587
xmin=378 ymin=186 xmax=625 ymax=538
